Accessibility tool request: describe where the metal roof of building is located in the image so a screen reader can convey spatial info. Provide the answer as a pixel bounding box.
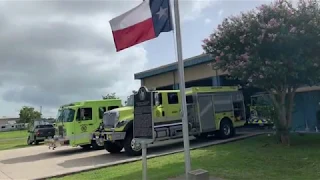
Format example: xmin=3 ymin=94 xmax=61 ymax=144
xmin=134 ymin=54 xmax=213 ymax=79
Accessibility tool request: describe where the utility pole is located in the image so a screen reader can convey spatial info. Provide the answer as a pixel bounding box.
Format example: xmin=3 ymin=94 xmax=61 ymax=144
xmin=40 ymin=106 xmax=42 ymax=117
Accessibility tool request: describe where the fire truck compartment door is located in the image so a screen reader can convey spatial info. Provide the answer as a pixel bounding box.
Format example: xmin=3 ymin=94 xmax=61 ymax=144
xmin=197 ymin=94 xmax=216 ymax=132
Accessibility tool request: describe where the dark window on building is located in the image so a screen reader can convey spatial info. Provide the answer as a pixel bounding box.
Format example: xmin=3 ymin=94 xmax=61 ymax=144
xmin=156 ymin=85 xmax=173 ymax=90
xmin=168 ymin=92 xmax=179 ymax=104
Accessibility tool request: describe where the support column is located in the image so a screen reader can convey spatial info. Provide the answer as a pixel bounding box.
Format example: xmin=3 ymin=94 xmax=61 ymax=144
xmin=212 ymin=76 xmax=221 ymax=86
xmin=173 ymin=83 xmax=179 ymax=90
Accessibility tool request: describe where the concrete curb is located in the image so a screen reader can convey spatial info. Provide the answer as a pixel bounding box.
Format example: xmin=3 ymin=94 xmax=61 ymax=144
xmin=35 ymin=132 xmax=265 ymax=180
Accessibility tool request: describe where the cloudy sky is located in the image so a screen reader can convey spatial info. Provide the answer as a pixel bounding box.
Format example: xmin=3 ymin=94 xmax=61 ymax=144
xmin=0 ymin=0 xmax=276 ymax=118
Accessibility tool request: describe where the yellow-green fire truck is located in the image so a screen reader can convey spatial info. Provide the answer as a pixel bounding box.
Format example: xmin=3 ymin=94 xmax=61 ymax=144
xmin=45 ymin=99 xmax=122 ymax=150
xmin=94 ymin=86 xmax=246 ymax=156
xmin=247 ymin=92 xmax=274 ymax=126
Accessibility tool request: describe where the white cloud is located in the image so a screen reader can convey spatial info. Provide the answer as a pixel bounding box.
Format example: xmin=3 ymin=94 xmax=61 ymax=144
xmin=0 ymin=1 xmax=147 ymax=117
xmin=204 ymin=18 xmax=212 ymax=24
xmin=0 ymin=0 xmax=218 ymax=117
xmin=218 ymin=9 xmax=224 ymax=17
xmin=179 ymin=0 xmax=217 ymax=21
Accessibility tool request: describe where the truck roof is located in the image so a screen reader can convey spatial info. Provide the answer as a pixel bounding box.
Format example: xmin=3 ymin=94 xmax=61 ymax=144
xmin=59 ymin=99 xmax=122 ymax=108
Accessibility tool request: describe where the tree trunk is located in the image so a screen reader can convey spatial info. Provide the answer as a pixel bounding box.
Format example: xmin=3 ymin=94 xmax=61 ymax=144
xmin=269 ymin=88 xmax=296 ymax=146
xmin=278 ymin=90 xmax=290 ymax=145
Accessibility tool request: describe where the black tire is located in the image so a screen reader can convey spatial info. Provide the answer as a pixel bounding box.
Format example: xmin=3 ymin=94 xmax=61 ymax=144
xmin=218 ymin=119 xmax=234 ymax=139
xmin=27 ymin=136 xmax=33 ymax=145
xmin=34 ymin=136 xmax=39 ymax=145
xmin=104 ymin=141 xmax=123 ymax=153
xmin=91 ymin=140 xmax=104 ymax=150
xmin=123 ymin=131 xmax=142 ymax=156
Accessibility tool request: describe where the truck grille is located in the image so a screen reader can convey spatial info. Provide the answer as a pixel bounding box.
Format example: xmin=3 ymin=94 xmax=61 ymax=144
xmin=103 ymin=112 xmax=117 ymax=128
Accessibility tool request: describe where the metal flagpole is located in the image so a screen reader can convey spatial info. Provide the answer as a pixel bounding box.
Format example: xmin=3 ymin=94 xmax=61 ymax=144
xmin=141 ymin=140 xmax=147 ymax=180
xmin=172 ymin=0 xmax=191 ymax=179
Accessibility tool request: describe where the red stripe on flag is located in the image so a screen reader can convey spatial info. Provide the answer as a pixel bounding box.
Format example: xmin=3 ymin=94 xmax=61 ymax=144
xmin=112 ymin=18 xmax=156 ymax=52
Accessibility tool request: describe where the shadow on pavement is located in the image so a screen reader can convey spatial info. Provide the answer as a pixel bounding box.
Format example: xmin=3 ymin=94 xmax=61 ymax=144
xmin=0 ymin=147 xmax=98 ymax=164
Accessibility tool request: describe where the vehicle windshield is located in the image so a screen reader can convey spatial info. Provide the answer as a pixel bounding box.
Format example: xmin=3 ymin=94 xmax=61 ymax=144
xmin=56 ymin=109 xmax=62 ymax=122
xmin=56 ymin=108 xmax=75 ymax=123
xmin=126 ymin=95 xmax=134 ymax=106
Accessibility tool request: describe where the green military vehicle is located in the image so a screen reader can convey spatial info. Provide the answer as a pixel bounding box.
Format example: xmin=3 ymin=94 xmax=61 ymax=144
xmin=94 ymin=86 xmax=247 ymax=156
xmin=45 ymin=99 xmax=122 ymax=150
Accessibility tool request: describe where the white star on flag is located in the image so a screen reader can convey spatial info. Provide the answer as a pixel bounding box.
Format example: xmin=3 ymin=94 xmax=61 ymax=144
xmin=156 ymin=7 xmax=168 ymax=19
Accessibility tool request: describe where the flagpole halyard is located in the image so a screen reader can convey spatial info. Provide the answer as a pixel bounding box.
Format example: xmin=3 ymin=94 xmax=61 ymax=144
xmin=172 ymin=0 xmax=192 ymax=179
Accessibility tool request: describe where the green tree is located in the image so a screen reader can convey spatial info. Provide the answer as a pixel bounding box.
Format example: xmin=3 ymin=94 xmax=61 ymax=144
xmin=202 ymin=0 xmax=320 ymax=145
xmin=102 ymin=92 xmax=119 ymax=99
xmin=19 ymin=106 xmax=42 ymax=123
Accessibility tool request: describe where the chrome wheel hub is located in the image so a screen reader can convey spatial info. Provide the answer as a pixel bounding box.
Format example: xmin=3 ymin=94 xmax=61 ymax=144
xmin=95 ymin=137 xmax=104 ymax=146
xmin=223 ymin=125 xmax=231 ymax=135
xmin=131 ymin=138 xmax=142 ymax=151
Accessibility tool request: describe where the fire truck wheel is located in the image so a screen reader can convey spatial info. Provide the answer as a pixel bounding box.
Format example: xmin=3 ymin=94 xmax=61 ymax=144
xmin=104 ymin=141 xmax=123 ymax=153
xmin=218 ymin=119 xmax=234 ymax=139
xmin=123 ymin=131 xmax=142 ymax=156
xmin=91 ymin=140 xmax=104 ymax=150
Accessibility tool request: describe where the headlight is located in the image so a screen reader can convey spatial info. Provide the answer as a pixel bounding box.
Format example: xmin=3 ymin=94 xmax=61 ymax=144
xmin=116 ymin=119 xmax=129 ymax=128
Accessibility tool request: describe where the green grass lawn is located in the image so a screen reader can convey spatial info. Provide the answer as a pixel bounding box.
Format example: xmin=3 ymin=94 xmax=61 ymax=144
xmin=52 ymin=134 xmax=320 ymax=180
xmin=0 ymin=138 xmax=28 ymax=151
xmin=0 ymin=130 xmax=28 ymax=139
xmin=0 ymin=130 xmax=29 ymax=151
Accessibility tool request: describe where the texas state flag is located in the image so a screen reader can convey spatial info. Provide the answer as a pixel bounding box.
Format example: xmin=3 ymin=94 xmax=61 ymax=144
xmin=109 ymin=0 xmax=173 ymax=52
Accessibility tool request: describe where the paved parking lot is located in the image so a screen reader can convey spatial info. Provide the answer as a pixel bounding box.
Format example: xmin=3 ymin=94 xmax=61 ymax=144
xmin=0 ymin=132 xmax=262 ymax=180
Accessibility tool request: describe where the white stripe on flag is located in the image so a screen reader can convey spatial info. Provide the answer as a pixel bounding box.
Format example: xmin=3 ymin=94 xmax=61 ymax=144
xmin=110 ymin=0 xmax=152 ymax=31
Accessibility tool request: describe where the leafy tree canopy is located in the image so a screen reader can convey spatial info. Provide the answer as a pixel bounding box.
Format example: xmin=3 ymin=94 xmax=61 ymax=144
xmin=19 ymin=106 xmax=42 ymax=124
xmin=202 ymin=0 xmax=320 ymax=145
xmin=102 ymin=92 xmax=119 ymax=99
